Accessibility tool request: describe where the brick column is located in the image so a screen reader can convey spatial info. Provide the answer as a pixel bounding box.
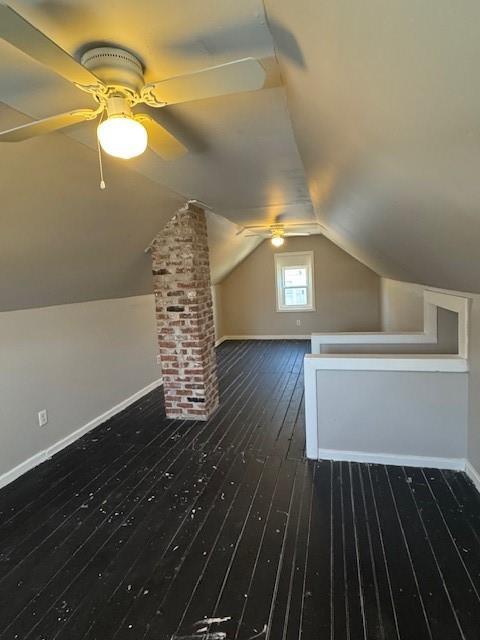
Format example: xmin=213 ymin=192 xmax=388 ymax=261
xmin=150 ymin=203 xmax=219 ymax=420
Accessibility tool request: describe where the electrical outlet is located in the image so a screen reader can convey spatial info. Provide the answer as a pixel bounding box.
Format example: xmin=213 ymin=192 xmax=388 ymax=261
xmin=156 ymin=354 xmax=161 ymax=365
xmin=38 ymin=409 xmax=48 ymax=427
xmin=296 ymin=319 xmax=301 ymax=326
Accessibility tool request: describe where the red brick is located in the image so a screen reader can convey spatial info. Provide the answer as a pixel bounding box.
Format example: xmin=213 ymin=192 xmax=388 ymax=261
xmin=150 ymin=203 xmax=219 ymax=421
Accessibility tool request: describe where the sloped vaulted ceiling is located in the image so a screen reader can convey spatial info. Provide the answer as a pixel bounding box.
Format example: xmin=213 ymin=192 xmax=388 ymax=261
xmin=3 ymin=0 xmax=480 ymax=311
xmin=0 ymin=0 xmax=313 ymax=311
xmin=0 ymin=103 xmax=185 ymax=311
xmin=265 ymin=0 xmax=480 ymax=293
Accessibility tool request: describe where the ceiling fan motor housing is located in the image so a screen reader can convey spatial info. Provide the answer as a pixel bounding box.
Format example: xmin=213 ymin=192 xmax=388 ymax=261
xmin=104 ymin=96 xmax=133 ymax=119
xmin=80 ymin=47 xmax=145 ymax=94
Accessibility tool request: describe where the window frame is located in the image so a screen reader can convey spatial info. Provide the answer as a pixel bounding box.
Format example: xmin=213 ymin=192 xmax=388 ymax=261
xmin=274 ymin=251 xmax=315 ymax=313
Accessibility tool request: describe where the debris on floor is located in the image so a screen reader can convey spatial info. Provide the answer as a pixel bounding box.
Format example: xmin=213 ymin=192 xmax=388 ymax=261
xmin=171 ymin=634 xmax=226 ymax=640
xmin=171 ymin=618 xmax=268 ymax=640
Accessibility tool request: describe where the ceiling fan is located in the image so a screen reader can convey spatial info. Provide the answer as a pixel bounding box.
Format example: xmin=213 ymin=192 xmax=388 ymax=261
xmin=238 ymin=223 xmax=324 ymax=247
xmin=0 ymin=4 xmax=267 ymax=160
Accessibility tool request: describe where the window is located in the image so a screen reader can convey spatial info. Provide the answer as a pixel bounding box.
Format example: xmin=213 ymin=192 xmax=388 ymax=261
xmin=274 ymin=251 xmax=315 ymax=312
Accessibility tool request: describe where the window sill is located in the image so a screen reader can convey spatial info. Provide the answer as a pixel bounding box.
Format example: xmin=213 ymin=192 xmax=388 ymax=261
xmin=276 ymin=307 xmax=316 ymax=313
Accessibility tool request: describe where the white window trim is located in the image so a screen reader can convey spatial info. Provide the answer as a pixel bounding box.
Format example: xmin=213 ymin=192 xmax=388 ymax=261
xmin=274 ymin=251 xmax=315 ymax=312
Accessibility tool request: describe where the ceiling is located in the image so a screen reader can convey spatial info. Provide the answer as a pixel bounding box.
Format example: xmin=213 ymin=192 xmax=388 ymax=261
xmin=205 ymin=212 xmax=262 ymax=285
xmin=3 ymin=0 xmax=480 ymax=312
xmin=0 ymin=0 xmax=313 ymax=225
xmin=0 ymin=101 xmax=265 ymax=311
xmin=0 ymin=103 xmax=185 ymax=311
xmin=0 ymin=0 xmax=315 ymax=311
xmin=266 ymin=0 xmax=480 ymax=293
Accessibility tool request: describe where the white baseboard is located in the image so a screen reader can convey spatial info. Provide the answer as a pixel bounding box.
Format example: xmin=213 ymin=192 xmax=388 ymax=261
xmin=0 ymin=378 xmax=163 ymax=491
xmin=317 ymin=447 xmax=465 ymax=471
xmin=465 ymin=460 xmax=480 ymax=493
xmin=215 ymin=336 xmax=228 ymax=347
xmin=218 ymin=334 xmax=311 ymax=341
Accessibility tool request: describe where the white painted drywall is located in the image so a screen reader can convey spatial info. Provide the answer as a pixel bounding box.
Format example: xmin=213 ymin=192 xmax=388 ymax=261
xmin=380 ymin=277 xmax=480 ymax=480
xmin=320 ymin=306 xmax=458 ymax=355
xmin=211 ymin=284 xmax=224 ymax=342
xmin=316 ymin=369 xmax=468 ymax=460
xmin=467 ymin=298 xmax=480 ymax=477
xmin=266 ymin=0 xmax=480 ymax=293
xmin=0 ymin=294 xmax=160 ymax=478
xmin=206 ymin=212 xmax=263 ymax=285
xmin=381 ymin=278 xmax=425 ymax=331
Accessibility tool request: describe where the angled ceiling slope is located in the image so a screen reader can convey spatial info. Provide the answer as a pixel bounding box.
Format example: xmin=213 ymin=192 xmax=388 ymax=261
xmin=0 ymin=103 xmax=184 ymax=312
xmin=0 ymin=104 xmax=262 ymax=312
xmin=0 ymin=0 xmax=315 ymax=310
xmin=266 ymin=0 xmax=480 ymax=293
xmin=206 ymin=212 xmax=263 ymax=285
xmin=0 ymin=0 xmax=314 ymax=226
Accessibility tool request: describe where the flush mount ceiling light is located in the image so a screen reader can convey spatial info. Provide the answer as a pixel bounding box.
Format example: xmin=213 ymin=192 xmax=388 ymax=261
xmin=0 ymin=4 xmax=267 ymax=162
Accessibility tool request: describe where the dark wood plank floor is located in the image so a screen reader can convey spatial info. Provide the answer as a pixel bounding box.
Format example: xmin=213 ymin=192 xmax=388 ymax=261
xmin=1 ymin=340 xmax=480 ymax=640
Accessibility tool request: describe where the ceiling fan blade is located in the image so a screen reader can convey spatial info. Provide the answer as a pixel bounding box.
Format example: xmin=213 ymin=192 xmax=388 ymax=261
xmin=135 ymin=114 xmax=187 ymax=160
xmin=0 ymin=109 xmax=98 ymax=142
xmin=0 ymin=4 xmax=103 ymax=89
xmin=284 ymin=232 xmax=311 ymax=237
xmin=142 ymin=58 xmax=266 ymax=107
xmin=136 ymin=104 xmax=208 ymax=153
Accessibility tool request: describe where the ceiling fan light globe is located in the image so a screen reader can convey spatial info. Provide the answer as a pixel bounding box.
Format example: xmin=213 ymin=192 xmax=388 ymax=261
xmin=97 ymin=116 xmax=148 ymax=160
xmin=271 ymin=235 xmax=285 ymax=247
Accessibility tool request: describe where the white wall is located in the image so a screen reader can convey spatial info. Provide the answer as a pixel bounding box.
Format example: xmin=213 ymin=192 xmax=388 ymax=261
xmin=206 ymin=211 xmax=263 ymax=285
xmin=381 ymin=277 xmax=480 ymax=484
xmin=211 ymin=284 xmax=224 ymax=342
xmin=319 ymin=306 xmax=458 ymax=355
xmin=381 ymin=278 xmax=425 ymax=331
xmin=316 ymin=369 xmax=468 ymax=464
xmin=0 ymin=294 xmax=160 ymax=481
xmin=468 ymin=300 xmax=480 ymax=480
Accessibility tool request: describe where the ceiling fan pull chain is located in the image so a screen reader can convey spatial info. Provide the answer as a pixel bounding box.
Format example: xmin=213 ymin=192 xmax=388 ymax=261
xmin=96 ymin=116 xmax=106 ymax=190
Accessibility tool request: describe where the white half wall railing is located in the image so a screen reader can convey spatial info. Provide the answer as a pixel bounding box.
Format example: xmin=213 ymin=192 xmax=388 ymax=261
xmin=311 ymin=289 xmax=470 ymax=358
xmin=305 ymin=290 xmax=471 ymax=471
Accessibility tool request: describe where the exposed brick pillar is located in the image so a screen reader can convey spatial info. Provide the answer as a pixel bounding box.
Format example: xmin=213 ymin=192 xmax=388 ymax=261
xmin=150 ymin=203 xmax=219 ymax=420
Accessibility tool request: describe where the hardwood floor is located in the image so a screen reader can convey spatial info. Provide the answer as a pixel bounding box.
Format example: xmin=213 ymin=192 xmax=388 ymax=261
xmin=0 ymin=340 xmax=479 ymax=639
